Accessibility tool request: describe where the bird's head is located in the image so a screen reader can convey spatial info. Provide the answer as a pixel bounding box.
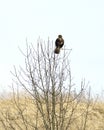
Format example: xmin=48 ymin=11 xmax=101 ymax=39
xmin=58 ymin=35 xmax=62 ymax=38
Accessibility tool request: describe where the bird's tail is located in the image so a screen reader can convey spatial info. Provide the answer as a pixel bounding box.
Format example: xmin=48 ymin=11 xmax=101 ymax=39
xmin=54 ymin=47 xmax=60 ymax=54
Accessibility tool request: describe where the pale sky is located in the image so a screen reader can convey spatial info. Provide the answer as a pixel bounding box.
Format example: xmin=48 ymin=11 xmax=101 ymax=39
xmin=0 ymin=0 xmax=104 ymax=95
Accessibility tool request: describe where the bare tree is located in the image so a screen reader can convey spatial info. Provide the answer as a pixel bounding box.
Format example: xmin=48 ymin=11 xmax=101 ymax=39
xmin=0 ymin=38 xmax=92 ymax=130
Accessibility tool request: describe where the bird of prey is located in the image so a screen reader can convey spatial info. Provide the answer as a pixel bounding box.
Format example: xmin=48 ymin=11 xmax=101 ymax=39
xmin=54 ymin=35 xmax=64 ymax=54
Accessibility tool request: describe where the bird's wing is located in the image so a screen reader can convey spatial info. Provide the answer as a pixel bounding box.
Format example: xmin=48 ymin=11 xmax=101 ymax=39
xmin=55 ymin=38 xmax=60 ymax=47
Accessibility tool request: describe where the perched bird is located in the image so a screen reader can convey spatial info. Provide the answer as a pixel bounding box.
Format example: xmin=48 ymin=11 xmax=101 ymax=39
xmin=54 ymin=35 xmax=64 ymax=54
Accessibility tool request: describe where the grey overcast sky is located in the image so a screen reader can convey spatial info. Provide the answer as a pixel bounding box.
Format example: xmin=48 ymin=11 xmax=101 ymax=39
xmin=0 ymin=0 xmax=104 ymax=95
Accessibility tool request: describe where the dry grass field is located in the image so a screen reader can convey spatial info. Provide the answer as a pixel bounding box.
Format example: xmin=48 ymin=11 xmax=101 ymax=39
xmin=0 ymin=95 xmax=104 ymax=130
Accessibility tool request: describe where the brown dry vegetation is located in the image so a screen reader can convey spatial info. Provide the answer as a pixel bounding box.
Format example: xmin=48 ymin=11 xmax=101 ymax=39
xmin=0 ymin=95 xmax=104 ymax=130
